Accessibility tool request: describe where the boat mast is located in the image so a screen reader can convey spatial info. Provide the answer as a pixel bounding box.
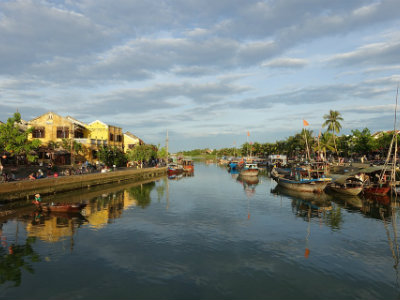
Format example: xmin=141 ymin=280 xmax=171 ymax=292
xmin=166 ymin=129 xmax=169 ymax=164
xmin=392 ymin=85 xmax=399 ymax=192
xmin=380 ymin=86 xmax=399 ymax=189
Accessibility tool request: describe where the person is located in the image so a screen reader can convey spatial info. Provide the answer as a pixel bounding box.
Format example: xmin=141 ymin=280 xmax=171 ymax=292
xmin=32 ymin=193 xmax=41 ymax=207
xmin=37 ymin=169 xmax=44 ymax=179
xmin=29 ymin=173 xmax=36 ymax=180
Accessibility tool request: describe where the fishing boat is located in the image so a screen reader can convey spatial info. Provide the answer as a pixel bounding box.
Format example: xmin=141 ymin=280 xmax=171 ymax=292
xmin=240 ymin=163 xmax=259 ymax=177
xmin=327 ymin=175 xmax=363 ymax=196
xmin=41 ymin=203 xmax=87 ymax=213
xmin=228 ymin=160 xmax=239 ymax=170
xmin=359 ymin=166 xmax=392 ymax=196
xmin=182 ymin=159 xmax=194 ymax=172
xmin=167 ymin=163 xmax=184 ymax=176
xmin=271 ymin=167 xmax=331 ymax=193
xmin=363 ymin=86 xmax=400 ymax=196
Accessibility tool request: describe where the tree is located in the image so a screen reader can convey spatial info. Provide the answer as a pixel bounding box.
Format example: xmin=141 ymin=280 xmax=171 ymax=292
xmin=126 ymin=144 xmax=157 ymax=168
xmin=156 ymin=145 xmax=167 ymax=161
xmin=315 ymin=132 xmax=335 ymax=161
xmin=351 ymin=128 xmax=374 ymax=156
xmin=98 ymin=146 xmax=127 ymax=167
xmin=322 ymin=110 xmax=343 ymax=156
xmin=0 ymin=112 xmax=41 ymax=164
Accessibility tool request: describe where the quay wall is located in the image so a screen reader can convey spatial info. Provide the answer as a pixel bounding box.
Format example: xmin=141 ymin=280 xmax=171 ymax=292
xmin=0 ymin=167 xmax=167 ymax=202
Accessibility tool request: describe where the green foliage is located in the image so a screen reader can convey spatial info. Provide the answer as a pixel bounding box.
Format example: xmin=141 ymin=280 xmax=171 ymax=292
xmin=351 ymin=128 xmax=374 ymax=155
xmin=0 ymin=237 xmax=40 ymax=287
xmin=98 ymin=146 xmax=127 ymax=167
xmin=157 ymin=145 xmax=167 ymax=160
xmin=127 ymin=182 xmax=156 ymax=208
xmin=322 ymin=110 xmax=343 ymax=155
xmin=126 ymin=144 xmax=157 ymax=166
xmin=0 ymin=112 xmax=41 ymax=163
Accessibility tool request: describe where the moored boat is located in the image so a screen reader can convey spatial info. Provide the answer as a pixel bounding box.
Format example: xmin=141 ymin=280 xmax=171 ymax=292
xmin=167 ymin=163 xmax=184 ymax=176
xmin=41 ymin=203 xmax=87 ymax=213
xmin=271 ymin=167 xmax=331 ymax=193
xmin=240 ymin=163 xmax=259 ymax=177
xmin=327 ymin=175 xmax=363 ymax=196
xmin=182 ymin=159 xmax=194 ymax=172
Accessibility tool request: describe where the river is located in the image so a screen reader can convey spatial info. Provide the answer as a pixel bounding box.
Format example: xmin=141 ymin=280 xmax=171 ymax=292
xmin=0 ymin=162 xmax=399 ymax=299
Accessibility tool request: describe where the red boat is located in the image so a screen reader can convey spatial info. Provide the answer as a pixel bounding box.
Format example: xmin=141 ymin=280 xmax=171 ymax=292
xmin=41 ymin=203 xmax=87 ymax=213
xmin=182 ymin=160 xmax=194 ymax=172
xmin=363 ymin=183 xmax=391 ymax=196
xmin=167 ymin=163 xmax=184 ymax=176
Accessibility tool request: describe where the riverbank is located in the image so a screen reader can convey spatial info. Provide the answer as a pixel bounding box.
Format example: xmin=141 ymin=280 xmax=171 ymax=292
xmin=0 ymin=167 xmax=167 ymax=202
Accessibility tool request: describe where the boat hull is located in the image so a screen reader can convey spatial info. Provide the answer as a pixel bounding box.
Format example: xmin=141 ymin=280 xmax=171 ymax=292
xmin=363 ymin=184 xmax=391 ymax=196
xmin=42 ymin=203 xmax=87 ymax=213
xmin=240 ymin=169 xmax=259 ymax=176
xmin=328 ymin=185 xmax=363 ymax=196
xmin=275 ymin=179 xmax=329 ymax=193
xmin=183 ymin=166 xmax=194 ymax=172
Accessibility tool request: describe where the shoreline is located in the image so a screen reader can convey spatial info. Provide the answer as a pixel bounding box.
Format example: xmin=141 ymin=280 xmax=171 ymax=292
xmin=0 ymin=167 xmax=167 ymax=202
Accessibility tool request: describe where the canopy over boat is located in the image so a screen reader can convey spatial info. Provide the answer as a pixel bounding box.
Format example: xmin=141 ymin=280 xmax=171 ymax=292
xmin=333 ymin=174 xmax=364 ymax=185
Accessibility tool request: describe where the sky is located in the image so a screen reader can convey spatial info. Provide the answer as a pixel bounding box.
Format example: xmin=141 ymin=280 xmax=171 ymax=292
xmin=0 ymin=0 xmax=399 ymax=153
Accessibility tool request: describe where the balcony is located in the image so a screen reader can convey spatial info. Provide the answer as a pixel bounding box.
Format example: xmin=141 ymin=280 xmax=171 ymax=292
xmin=74 ymin=138 xmax=89 ymax=144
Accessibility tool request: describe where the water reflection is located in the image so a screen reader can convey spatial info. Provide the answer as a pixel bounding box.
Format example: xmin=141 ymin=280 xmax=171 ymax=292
xmin=0 ymin=231 xmax=40 ymax=287
xmin=0 ymin=178 xmax=165 ymax=288
xmin=237 ymin=175 xmax=259 ymax=198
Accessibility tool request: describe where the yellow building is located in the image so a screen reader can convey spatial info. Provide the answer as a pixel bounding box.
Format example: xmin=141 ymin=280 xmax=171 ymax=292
xmin=87 ymin=120 xmax=123 ymax=150
xmin=28 ymin=112 xmax=89 ymax=164
xmin=123 ymin=131 xmax=144 ymax=153
xmin=28 ymin=113 xmax=125 ymax=164
xmin=28 ymin=112 xmax=87 ymax=144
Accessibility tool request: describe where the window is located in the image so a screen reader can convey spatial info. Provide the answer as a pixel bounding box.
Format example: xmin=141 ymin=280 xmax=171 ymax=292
xmin=74 ymin=129 xmax=84 ymax=138
xmin=110 ymin=133 xmax=114 ymax=141
xmin=32 ymin=127 xmax=45 ymax=138
xmin=116 ymin=135 xmax=122 ymax=142
xmin=57 ymin=127 xmax=69 ymax=138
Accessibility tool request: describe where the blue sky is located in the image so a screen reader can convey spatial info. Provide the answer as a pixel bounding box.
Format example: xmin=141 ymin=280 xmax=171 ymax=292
xmin=0 ymin=0 xmax=399 ymax=152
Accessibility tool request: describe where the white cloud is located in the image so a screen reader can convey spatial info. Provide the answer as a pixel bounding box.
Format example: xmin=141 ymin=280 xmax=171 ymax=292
xmin=262 ymin=58 xmax=308 ymax=68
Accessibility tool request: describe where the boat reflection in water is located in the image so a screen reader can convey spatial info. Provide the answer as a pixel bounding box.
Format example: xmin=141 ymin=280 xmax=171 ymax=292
xmin=271 ymin=185 xmax=332 ymax=215
xmin=168 ymin=170 xmax=195 ymax=181
xmin=271 ymin=185 xmax=333 ymax=259
xmin=237 ymin=174 xmax=259 ymax=198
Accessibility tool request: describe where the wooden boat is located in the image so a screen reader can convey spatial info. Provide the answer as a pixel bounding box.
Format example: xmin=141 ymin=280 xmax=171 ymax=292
xmin=181 ymin=159 xmax=194 ymax=172
xmin=167 ymin=163 xmax=184 ymax=176
xmin=228 ymin=160 xmax=239 ymax=170
xmin=363 ymin=183 xmax=391 ymax=196
xmin=357 ymin=166 xmax=392 ymax=196
xmin=240 ymin=163 xmax=259 ymax=177
xmin=41 ymin=203 xmax=87 ymax=213
xmin=328 ymin=175 xmax=363 ymax=196
xmin=271 ymin=167 xmax=331 ymax=193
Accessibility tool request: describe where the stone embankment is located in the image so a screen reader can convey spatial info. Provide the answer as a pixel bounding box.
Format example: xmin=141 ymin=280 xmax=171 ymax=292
xmin=0 ymin=167 xmax=167 ymax=201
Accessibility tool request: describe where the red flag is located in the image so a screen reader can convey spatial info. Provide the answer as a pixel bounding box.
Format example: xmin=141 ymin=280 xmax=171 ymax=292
xmin=303 ymin=119 xmax=309 ymax=126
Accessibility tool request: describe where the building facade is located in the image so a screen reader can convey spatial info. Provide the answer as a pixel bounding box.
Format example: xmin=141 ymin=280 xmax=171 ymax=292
xmin=123 ymin=131 xmax=144 ymax=153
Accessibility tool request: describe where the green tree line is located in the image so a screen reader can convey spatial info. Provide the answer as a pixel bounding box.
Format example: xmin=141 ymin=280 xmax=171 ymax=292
xmin=179 ymin=110 xmax=396 ymax=160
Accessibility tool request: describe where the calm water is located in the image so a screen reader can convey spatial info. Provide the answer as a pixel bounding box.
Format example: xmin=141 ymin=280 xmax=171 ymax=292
xmin=0 ymin=162 xmax=400 ymax=299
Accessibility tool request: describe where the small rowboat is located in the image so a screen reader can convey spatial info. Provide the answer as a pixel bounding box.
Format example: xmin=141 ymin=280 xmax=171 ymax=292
xmin=41 ymin=203 xmax=87 ymax=213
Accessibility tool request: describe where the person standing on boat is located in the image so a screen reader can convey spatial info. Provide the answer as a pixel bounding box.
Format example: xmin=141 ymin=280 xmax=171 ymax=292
xmin=33 ymin=193 xmax=42 ymax=207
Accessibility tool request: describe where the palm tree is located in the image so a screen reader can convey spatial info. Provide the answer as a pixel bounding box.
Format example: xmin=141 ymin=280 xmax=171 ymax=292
xmin=322 ymin=110 xmax=343 ymax=156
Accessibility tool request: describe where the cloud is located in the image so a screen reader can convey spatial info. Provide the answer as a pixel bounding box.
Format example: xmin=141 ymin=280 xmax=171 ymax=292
xmin=328 ymin=38 xmax=400 ymax=67
xmin=76 ymin=79 xmax=250 ymax=117
xmin=262 ymin=57 xmax=308 ymax=69
xmin=0 ymin=0 xmax=111 ymax=74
